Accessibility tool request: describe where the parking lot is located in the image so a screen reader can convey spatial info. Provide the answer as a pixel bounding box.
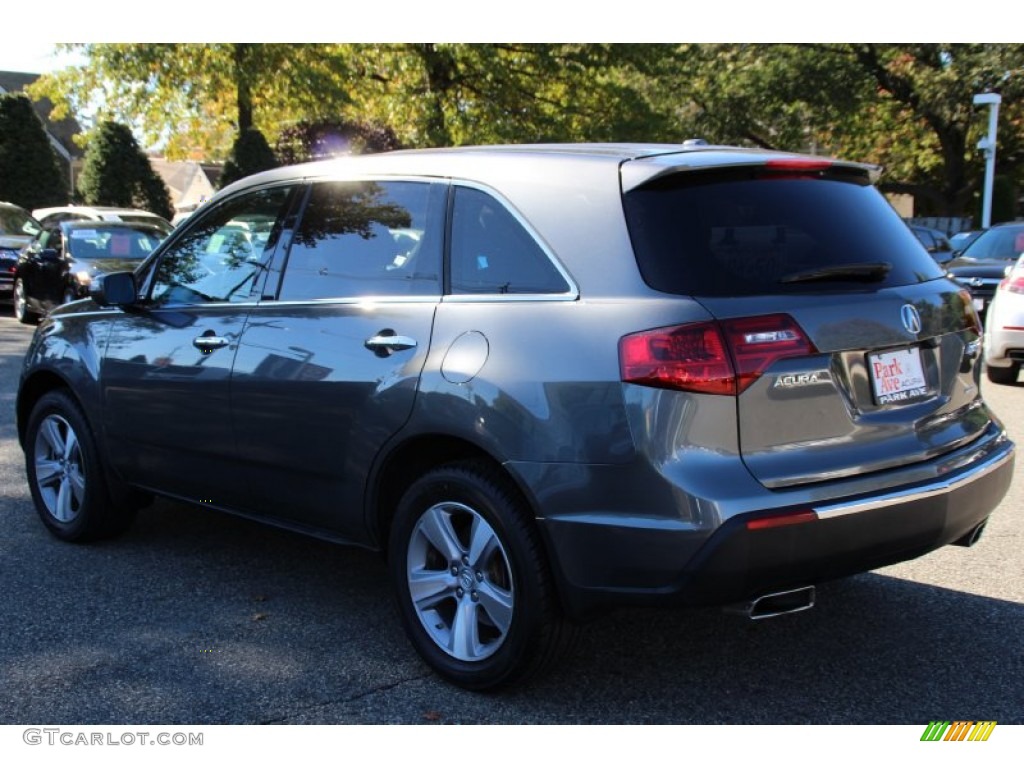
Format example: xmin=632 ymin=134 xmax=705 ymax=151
xmin=0 ymin=311 xmax=1021 ymax=725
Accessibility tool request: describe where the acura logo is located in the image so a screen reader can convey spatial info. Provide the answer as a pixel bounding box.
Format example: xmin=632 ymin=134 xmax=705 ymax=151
xmin=901 ymin=304 xmax=922 ymax=335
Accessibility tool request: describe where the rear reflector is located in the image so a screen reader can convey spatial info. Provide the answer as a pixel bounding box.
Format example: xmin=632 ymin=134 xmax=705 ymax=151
xmin=620 ymin=314 xmax=816 ymax=396
xmin=746 ymin=510 xmax=818 ymax=530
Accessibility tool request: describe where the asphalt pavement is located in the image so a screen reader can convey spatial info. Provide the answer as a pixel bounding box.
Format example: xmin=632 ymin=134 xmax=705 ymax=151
xmin=0 ymin=312 xmax=1021 ymax=725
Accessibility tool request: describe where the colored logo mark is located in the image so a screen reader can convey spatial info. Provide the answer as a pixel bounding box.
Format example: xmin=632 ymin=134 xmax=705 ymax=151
xmin=920 ymin=721 xmax=997 ymax=742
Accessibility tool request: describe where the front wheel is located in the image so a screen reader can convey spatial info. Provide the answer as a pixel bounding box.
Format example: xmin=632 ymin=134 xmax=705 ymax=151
xmin=388 ymin=461 xmax=575 ymax=690
xmin=24 ymin=390 xmax=136 ymax=541
xmin=13 ymin=279 xmax=38 ymax=324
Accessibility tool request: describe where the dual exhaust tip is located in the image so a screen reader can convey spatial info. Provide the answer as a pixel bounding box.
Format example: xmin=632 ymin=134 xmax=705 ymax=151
xmin=725 ymin=585 xmax=816 ymax=620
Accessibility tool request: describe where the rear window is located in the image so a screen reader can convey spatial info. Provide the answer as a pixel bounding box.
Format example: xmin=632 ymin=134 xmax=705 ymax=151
xmin=623 ymin=169 xmax=945 ymax=296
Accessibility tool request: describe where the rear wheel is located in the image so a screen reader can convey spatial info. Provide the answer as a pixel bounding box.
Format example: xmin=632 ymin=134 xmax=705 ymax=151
xmin=24 ymin=390 xmax=137 ymax=541
xmin=986 ymin=362 xmax=1020 ymax=385
xmin=389 ymin=461 xmax=575 ymax=690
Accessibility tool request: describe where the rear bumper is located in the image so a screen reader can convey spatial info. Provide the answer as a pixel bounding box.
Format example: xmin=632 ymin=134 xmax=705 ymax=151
xmin=535 ymin=428 xmax=1014 ymax=619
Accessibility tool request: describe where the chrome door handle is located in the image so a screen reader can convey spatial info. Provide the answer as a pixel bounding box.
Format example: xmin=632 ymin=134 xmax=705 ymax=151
xmin=193 ymin=334 xmax=229 ymax=353
xmin=365 ymin=332 xmax=417 ymax=357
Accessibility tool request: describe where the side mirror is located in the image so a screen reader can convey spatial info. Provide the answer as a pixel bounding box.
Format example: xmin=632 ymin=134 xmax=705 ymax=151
xmin=90 ymin=271 xmax=138 ymax=307
xmin=39 ymin=248 xmax=61 ymax=263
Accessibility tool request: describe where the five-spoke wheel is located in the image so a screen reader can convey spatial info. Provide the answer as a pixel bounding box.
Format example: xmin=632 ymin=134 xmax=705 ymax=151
xmin=389 ymin=461 xmax=575 ymax=690
xmin=25 ymin=391 xmax=137 ymax=541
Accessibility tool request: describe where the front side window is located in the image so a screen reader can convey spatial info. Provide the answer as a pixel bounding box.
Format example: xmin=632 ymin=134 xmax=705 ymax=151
xmin=278 ymin=180 xmax=443 ymax=301
xmin=449 ymin=187 xmax=570 ymax=295
xmin=148 ymin=186 xmax=293 ymax=305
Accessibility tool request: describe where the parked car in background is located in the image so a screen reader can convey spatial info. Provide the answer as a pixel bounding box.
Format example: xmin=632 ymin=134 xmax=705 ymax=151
xmin=16 ymin=143 xmax=1014 ymax=689
xmin=983 ymin=253 xmax=1024 ymax=385
xmin=946 ymin=222 xmax=1024 ymax=318
xmin=950 ymin=229 xmax=983 ymax=253
xmin=910 ymin=225 xmax=954 ymax=264
xmin=1 ymin=202 xmax=43 ymax=301
xmin=32 ymin=205 xmax=173 ymax=236
xmin=13 ymin=220 xmax=165 ymax=323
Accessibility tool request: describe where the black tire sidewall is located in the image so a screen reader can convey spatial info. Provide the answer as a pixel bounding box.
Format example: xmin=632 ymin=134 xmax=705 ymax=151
xmin=389 ymin=463 xmax=551 ymax=690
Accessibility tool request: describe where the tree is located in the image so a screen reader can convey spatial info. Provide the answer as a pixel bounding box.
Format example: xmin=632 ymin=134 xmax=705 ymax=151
xmin=0 ymin=93 xmax=67 ymax=210
xmin=274 ymin=118 xmax=401 ymax=165
xmin=78 ymin=121 xmax=173 ymax=219
xmin=30 ymin=44 xmax=356 ymax=161
xmin=219 ymin=128 xmax=279 ymax=188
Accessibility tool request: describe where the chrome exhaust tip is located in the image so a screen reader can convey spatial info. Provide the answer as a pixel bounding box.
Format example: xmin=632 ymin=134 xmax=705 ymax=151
xmin=724 ymin=585 xmax=816 ymax=620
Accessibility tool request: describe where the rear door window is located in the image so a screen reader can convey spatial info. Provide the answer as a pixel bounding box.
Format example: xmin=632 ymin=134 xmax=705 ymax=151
xmin=278 ymin=180 xmax=444 ymax=301
xmin=623 ymin=168 xmax=945 ymax=296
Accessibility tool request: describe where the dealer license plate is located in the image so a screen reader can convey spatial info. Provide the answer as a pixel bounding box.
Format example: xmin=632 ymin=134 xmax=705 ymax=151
xmin=868 ymin=347 xmax=930 ymax=405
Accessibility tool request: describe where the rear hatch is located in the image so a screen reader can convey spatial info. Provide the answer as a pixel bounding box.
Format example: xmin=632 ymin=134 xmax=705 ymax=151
xmin=622 ymin=157 xmax=988 ymax=488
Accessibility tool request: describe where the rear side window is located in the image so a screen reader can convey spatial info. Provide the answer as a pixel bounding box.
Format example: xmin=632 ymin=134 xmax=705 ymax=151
xmin=450 ymin=186 xmax=570 ymax=295
xmin=278 ymin=180 xmax=443 ymax=301
xmin=623 ymin=170 xmax=945 ymax=296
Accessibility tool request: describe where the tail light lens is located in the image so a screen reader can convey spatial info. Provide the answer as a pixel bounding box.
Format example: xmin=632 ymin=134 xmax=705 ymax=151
xmin=958 ymin=289 xmax=983 ymax=334
xmin=620 ymin=314 xmax=816 ymax=396
xmin=1002 ymin=275 xmax=1024 ymax=295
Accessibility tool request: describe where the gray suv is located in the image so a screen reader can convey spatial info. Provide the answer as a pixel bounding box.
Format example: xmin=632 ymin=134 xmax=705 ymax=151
xmin=17 ymin=143 xmax=1015 ymax=689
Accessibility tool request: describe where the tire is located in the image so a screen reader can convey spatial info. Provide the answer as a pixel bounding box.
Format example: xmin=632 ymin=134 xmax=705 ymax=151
xmin=986 ymin=362 xmax=1020 ymax=385
xmin=13 ymin=279 xmax=38 ymax=324
xmin=24 ymin=390 xmax=137 ymax=542
xmin=388 ymin=460 xmax=576 ymax=690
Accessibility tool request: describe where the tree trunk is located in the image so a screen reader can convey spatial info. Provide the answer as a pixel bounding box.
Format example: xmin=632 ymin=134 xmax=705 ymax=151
xmin=234 ymin=43 xmax=253 ymax=134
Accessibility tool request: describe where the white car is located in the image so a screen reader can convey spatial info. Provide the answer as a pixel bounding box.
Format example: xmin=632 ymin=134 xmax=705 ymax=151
xmin=983 ymin=254 xmax=1024 ymax=385
xmin=31 ymin=205 xmax=172 ymax=235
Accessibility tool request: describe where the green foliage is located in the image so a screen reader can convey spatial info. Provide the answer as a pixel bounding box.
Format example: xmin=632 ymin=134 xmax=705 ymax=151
xmin=275 ymin=118 xmax=401 ymax=165
xmin=77 ymin=121 xmax=173 ymax=219
xmin=0 ymin=93 xmax=67 ymax=210
xmin=219 ymin=128 xmax=279 ymax=189
xmin=28 ymin=43 xmax=1024 ymax=218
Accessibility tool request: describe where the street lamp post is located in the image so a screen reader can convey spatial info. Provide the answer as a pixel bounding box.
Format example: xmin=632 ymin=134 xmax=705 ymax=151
xmin=973 ymin=92 xmax=1002 ymax=229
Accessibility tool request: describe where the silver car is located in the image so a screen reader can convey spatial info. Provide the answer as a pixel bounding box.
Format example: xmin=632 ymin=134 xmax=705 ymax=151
xmin=17 ymin=143 xmax=1015 ymax=689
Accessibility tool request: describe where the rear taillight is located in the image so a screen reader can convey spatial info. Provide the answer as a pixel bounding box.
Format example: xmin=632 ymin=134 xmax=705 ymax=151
xmin=720 ymin=314 xmax=816 ymax=393
xmin=1002 ymin=275 xmax=1024 ymax=294
xmin=619 ymin=321 xmax=734 ymax=396
xmin=619 ymin=314 xmax=816 ymax=396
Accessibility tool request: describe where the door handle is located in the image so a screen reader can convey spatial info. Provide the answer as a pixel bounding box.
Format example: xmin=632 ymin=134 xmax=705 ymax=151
xmin=365 ymin=330 xmax=417 ymax=357
xmin=193 ymin=332 xmax=229 ymax=353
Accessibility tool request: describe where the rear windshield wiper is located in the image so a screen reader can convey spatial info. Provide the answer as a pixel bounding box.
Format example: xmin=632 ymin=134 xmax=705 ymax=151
xmin=780 ymin=261 xmax=892 ymax=284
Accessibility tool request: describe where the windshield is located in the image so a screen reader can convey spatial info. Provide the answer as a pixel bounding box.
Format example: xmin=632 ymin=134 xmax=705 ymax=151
xmin=0 ymin=206 xmax=42 ymax=238
xmin=959 ymin=226 xmax=1024 ymax=261
xmin=623 ymin=169 xmax=945 ymax=296
xmin=67 ymin=227 xmax=160 ymax=259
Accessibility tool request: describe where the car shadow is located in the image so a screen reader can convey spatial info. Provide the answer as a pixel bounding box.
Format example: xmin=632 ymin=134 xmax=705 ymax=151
xmin=3 ymin=495 xmax=1020 ymax=725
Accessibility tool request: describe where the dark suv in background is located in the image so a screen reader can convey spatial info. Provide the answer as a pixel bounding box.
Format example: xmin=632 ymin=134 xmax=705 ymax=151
xmin=17 ymin=143 xmax=1014 ymax=689
xmin=0 ymin=201 xmax=42 ymax=302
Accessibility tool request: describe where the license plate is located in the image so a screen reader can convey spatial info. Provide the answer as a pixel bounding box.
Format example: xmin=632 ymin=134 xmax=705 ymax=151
xmin=973 ymin=298 xmax=985 ymax=312
xmin=869 ymin=347 xmax=930 ymax=405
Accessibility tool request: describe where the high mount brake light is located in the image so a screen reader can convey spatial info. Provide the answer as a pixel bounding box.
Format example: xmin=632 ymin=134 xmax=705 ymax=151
xmin=764 ymin=159 xmax=834 ymax=172
xmin=619 ymin=314 xmax=816 ymax=396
